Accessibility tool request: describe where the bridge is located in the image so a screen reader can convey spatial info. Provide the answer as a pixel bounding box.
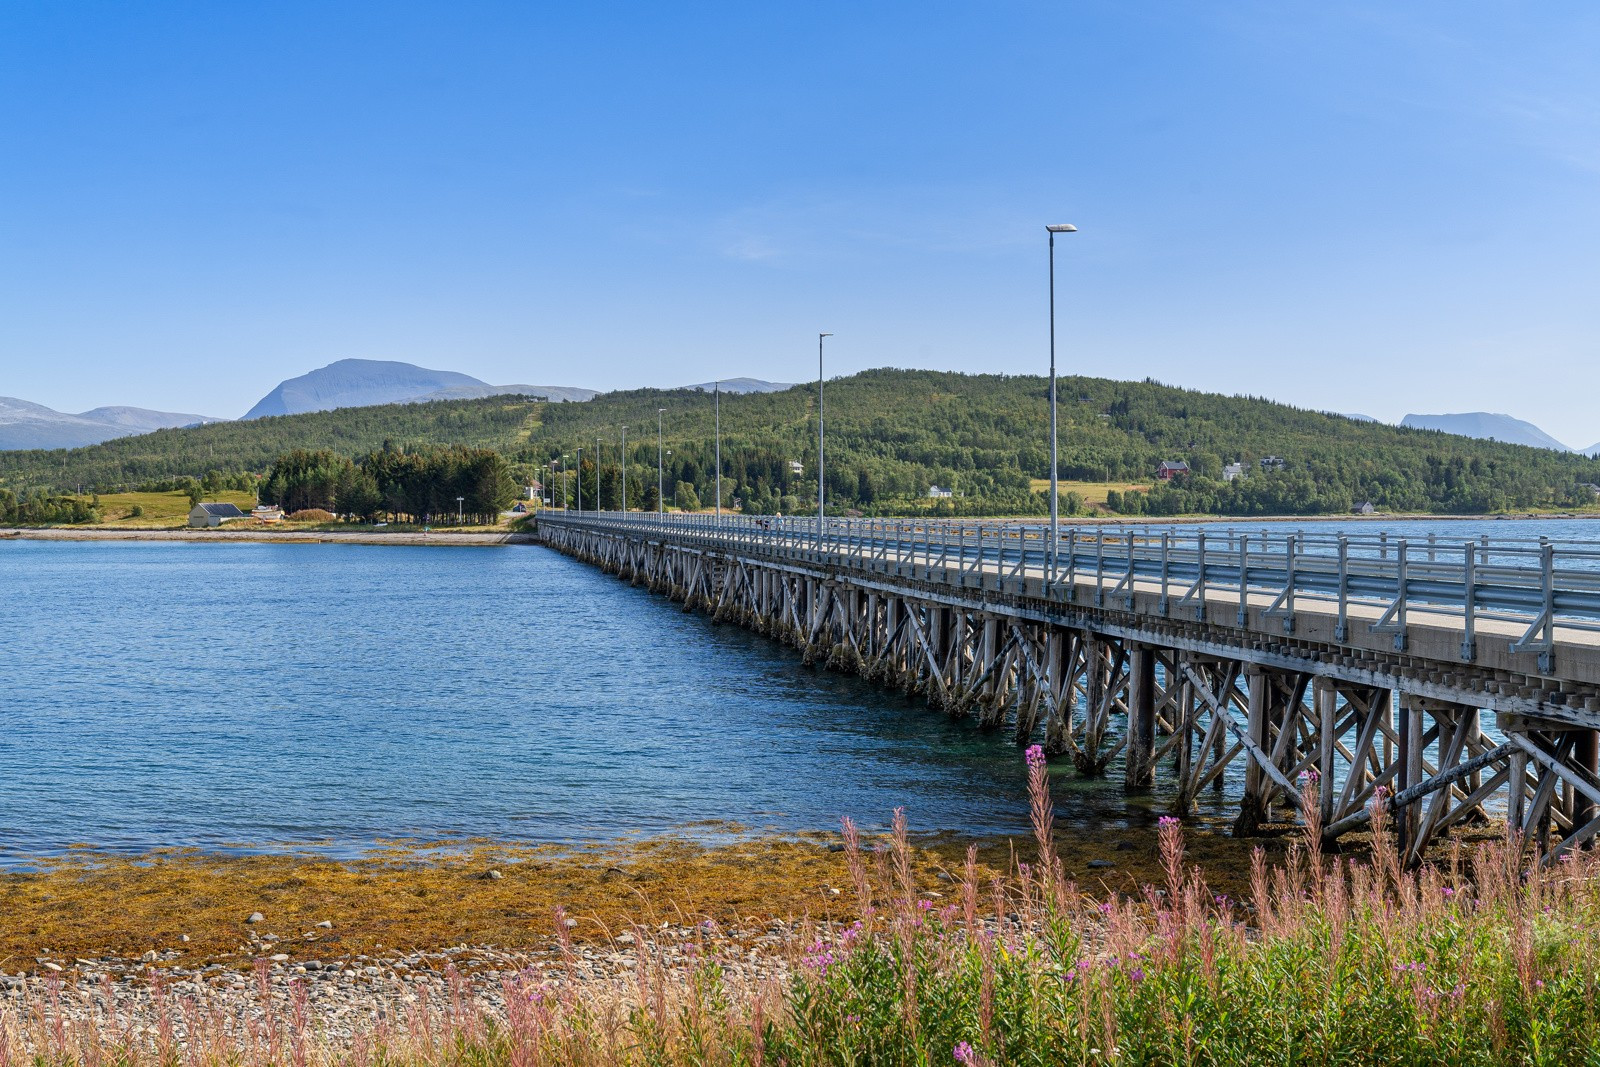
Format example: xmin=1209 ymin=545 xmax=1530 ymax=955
xmin=537 ymin=511 xmax=1600 ymax=863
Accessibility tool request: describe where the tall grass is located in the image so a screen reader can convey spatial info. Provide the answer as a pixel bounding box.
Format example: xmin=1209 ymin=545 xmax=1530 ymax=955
xmin=6 ymin=758 xmax=1600 ymax=1065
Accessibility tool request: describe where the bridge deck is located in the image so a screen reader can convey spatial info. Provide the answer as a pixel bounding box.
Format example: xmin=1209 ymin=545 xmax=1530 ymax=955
xmin=538 ymin=511 xmax=1600 ymax=862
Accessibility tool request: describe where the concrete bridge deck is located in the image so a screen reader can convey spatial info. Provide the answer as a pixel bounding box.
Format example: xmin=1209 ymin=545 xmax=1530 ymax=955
xmin=538 ymin=511 xmax=1600 ymax=863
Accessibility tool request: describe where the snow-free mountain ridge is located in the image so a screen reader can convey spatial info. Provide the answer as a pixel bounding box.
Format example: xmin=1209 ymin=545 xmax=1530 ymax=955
xmin=241 ymin=359 xmax=598 ymax=418
xmin=1401 ymin=412 xmax=1573 ymax=452
xmin=0 ymin=397 xmax=223 ymax=451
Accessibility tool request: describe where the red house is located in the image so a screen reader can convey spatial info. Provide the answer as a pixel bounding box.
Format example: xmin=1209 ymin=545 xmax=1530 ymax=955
xmin=1156 ymin=461 xmax=1191 ymax=481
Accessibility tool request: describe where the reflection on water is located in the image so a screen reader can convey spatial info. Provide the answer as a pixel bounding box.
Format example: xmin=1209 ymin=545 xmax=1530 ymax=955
xmin=5 ymin=519 xmax=1567 ymax=861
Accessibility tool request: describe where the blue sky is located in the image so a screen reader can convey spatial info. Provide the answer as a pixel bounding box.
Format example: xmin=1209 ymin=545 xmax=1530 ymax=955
xmin=3 ymin=2 xmax=1599 ymax=444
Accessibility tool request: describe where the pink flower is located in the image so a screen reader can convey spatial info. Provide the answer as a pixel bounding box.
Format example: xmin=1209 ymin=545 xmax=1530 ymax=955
xmin=1025 ymin=744 xmax=1046 ymax=770
xmin=954 ymin=1042 xmax=977 ymax=1065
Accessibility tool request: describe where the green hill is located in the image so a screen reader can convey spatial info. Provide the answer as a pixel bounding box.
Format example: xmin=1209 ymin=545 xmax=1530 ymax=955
xmin=5 ymin=369 xmax=1599 ymax=517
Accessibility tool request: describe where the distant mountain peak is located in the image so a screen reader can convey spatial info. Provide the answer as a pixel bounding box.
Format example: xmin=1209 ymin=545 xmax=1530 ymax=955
xmin=242 ymin=359 xmax=489 ymax=419
xmin=0 ymin=397 xmax=223 ymax=451
xmin=685 ymin=378 xmax=795 ymax=394
xmin=1400 ymin=412 xmax=1573 ymax=453
xmin=242 ymin=359 xmax=601 ymax=418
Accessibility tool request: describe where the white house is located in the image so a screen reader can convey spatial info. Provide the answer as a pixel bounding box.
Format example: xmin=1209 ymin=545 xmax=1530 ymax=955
xmin=927 ymin=486 xmax=954 ymax=499
xmin=189 ymin=502 xmax=245 ymax=528
xmin=1222 ymin=462 xmax=1245 ymax=482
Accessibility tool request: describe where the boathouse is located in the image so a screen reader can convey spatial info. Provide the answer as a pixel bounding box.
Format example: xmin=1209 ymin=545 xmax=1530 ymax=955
xmin=188 ymin=502 xmax=245 ymax=528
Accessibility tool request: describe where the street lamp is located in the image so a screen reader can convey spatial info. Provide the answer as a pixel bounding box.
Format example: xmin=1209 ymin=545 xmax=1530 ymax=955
xmin=713 ymin=380 xmax=722 ymax=519
xmin=595 ymin=436 xmax=602 ymax=512
xmin=456 ymin=495 xmax=465 ymax=525
xmin=575 ymin=447 xmax=583 ymax=513
xmin=817 ymin=332 xmax=832 ymax=540
xmin=561 ymin=454 xmax=569 ymax=509
xmin=620 ymin=426 xmax=628 ymax=514
xmin=657 ymin=408 xmax=666 ymax=514
xmin=1047 ymin=223 xmax=1077 ymax=582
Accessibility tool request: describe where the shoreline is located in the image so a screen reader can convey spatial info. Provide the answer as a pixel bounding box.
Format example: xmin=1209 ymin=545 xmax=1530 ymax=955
xmin=0 ymin=527 xmax=536 ymax=545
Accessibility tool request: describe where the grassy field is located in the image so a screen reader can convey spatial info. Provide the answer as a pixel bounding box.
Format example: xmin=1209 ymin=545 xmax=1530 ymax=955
xmin=88 ymin=489 xmax=258 ymax=527
xmin=1028 ymin=478 xmax=1151 ymax=507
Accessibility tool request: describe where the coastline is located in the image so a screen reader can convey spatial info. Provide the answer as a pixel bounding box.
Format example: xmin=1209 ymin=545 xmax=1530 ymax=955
xmin=0 ymin=527 xmax=537 ymax=546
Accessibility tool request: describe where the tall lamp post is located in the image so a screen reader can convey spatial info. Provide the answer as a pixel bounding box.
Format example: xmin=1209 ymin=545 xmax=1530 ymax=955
xmin=1046 ymin=223 xmax=1077 ymax=582
xmin=575 ymin=447 xmax=583 ymax=513
xmin=561 ymin=454 xmax=569 ymax=509
xmin=817 ymin=332 xmax=832 ymax=541
xmin=456 ymin=495 xmax=465 ymax=525
xmin=596 ymin=436 xmax=603 ymax=512
xmin=713 ymin=381 xmax=722 ymax=519
xmin=620 ymin=426 xmax=628 ymax=514
xmin=657 ymin=408 xmax=666 ymax=514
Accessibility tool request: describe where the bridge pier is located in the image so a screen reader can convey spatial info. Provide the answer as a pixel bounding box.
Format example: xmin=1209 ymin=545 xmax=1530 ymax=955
xmin=539 ymin=514 xmax=1600 ymax=865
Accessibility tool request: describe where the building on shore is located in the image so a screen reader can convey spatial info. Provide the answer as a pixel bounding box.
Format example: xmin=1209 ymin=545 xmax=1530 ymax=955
xmin=189 ymin=502 xmax=246 ymax=528
xmin=251 ymin=504 xmax=284 ymax=523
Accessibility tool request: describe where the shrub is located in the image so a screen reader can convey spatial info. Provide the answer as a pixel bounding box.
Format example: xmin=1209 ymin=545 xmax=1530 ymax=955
xmin=285 ymin=508 xmax=337 ymax=523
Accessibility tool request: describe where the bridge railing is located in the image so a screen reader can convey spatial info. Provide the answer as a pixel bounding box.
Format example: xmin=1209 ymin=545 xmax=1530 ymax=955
xmin=537 ymin=511 xmax=1600 ymax=670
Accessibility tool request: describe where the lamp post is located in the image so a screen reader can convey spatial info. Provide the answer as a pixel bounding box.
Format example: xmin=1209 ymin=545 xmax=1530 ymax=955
xmin=1046 ymin=223 xmax=1077 ymax=582
xmin=561 ymin=454 xmax=569 ymax=509
xmin=657 ymin=408 xmax=666 ymax=514
xmin=575 ymin=447 xmax=583 ymax=513
xmin=714 ymin=381 xmax=722 ymax=519
xmin=596 ymin=436 xmax=602 ymax=512
xmin=817 ymin=332 xmax=832 ymax=541
xmin=456 ymin=495 xmax=465 ymax=525
xmin=620 ymin=426 xmax=628 ymax=514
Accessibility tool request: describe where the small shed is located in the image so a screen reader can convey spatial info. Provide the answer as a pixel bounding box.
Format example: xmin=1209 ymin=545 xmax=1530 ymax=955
xmin=1222 ymin=462 xmax=1245 ymax=483
xmin=189 ymin=502 xmax=246 ymax=528
xmin=1352 ymin=501 xmax=1377 ymax=515
xmin=1156 ymin=461 xmax=1190 ymax=481
xmin=927 ymin=485 xmax=954 ymax=499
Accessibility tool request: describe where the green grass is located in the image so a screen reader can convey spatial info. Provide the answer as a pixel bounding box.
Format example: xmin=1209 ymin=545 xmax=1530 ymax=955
xmin=6 ymin=760 xmax=1600 ymax=1064
xmin=85 ymin=490 xmax=258 ymax=527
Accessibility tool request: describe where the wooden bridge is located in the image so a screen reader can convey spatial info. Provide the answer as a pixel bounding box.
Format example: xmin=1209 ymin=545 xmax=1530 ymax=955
xmin=537 ymin=511 xmax=1600 ymax=863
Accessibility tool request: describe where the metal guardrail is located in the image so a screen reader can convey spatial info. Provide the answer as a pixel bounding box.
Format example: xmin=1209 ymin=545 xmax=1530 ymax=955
xmin=538 ymin=511 xmax=1600 ymax=672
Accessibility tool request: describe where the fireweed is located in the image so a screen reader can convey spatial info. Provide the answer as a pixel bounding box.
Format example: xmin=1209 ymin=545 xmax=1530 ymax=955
xmin=5 ymin=763 xmax=1600 ymax=1065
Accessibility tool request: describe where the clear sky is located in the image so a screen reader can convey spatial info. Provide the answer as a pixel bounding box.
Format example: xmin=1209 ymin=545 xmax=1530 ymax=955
xmin=3 ymin=2 xmax=1598 ymax=444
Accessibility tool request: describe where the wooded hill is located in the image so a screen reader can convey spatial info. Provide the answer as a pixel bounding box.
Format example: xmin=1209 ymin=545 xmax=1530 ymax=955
xmin=5 ymin=369 xmax=1599 ymax=517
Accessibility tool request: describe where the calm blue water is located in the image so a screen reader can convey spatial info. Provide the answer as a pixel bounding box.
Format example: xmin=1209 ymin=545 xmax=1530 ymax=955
xmin=0 ymin=539 xmax=1065 ymax=859
xmin=5 ymin=519 xmax=1592 ymax=861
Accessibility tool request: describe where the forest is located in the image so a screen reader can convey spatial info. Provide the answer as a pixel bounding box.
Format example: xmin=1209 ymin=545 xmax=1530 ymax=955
xmin=258 ymin=446 xmax=519 ymax=524
xmin=4 ymin=369 xmax=1599 ymax=519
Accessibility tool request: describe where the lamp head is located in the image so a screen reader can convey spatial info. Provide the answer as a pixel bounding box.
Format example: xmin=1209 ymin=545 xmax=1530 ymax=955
xmin=1046 ymin=224 xmax=1077 ymax=234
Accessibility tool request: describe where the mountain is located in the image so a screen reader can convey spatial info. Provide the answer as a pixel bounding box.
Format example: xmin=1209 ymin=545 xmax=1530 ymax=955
xmin=686 ymin=378 xmax=796 ymax=395
xmin=1401 ymin=412 xmax=1572 ymax=452
xmin=13 ymin=369 xmax=1599 ymax=520
xmin=1339 ymin=413 xmax=1379 ymax=423
xmin=0 ymin=396 xmax=223 ymax=451
xmin=1583 ymin=442 xmax=1600 ymax=458
xmin=414 ymin=383 xmax=598 ymax=404
xmin=242 ymin=359 xmax=490 ymax=418
xmin=242 ymin=359 xmax=598 ymax=417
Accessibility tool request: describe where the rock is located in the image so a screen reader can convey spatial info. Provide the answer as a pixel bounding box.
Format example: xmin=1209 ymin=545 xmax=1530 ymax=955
xmin=614 ymin=932 xmax=635 ymax=945
xmin=315 ymin=921 xmax=333 ymax=929
xmin=246 ymin=912 xmax=265 ymax=924
xmin=826 ymin=843 xmax=846 ymax=853
xmin=41 ymin=962 xmax=63 ymax=972
xmin=563 ymin=918 xmax=578 ymax=929
xmin=1115 ymin=841 xmax=1137 ymax=851
xmin=141 ymin=950 xmax=158 ymax=962
xmin=1087 ymin=860 xmax=1115 ymax=870
xmin=483 ymin=869 xmax=503 ymax=881
xmin=270 ymin=954 xmax=290 ymax=963
xmin=180 ymin=934 xmax=191 ymax=942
